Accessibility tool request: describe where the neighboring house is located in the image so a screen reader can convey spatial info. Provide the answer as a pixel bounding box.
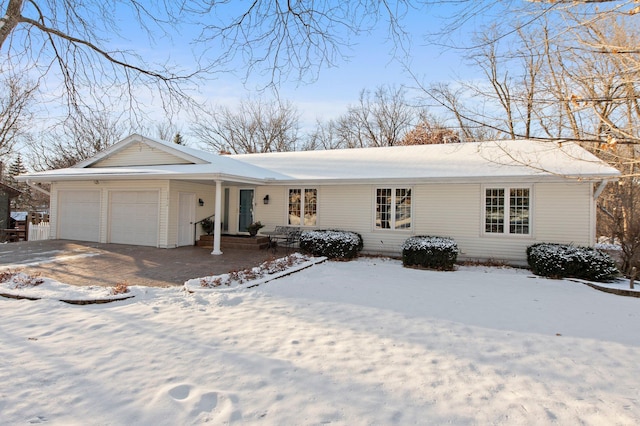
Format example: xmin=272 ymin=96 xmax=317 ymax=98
xmin=17 ymin=133 xmax=620 ymax=264
xmin=0 ymin=182 xmax=21 ymax=230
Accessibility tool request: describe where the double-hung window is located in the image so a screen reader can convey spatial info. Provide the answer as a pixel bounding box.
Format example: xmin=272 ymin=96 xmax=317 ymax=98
xmin=375 ymin=188 xmax=412 ymax=230
xmin=289 ymin=188 xmax=317 ymax=226
xmin=484 ymin=187 xmax=530 ymax=235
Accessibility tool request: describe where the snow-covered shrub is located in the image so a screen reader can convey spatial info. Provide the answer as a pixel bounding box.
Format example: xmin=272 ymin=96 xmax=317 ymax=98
xmin=0 ymin=270 xmax=44 ymax=287
xmin=402 ymin=236 xmax=458 ymax=271
xmin=111 ymin=282 xmax=129 ymax=295
xmin=198 ymin=253 xmax=311 ymax=288
xmin=526 ymin=243 xmax=618 ymax=282
xmin=299 ymin=230 xmax=363 ymax=259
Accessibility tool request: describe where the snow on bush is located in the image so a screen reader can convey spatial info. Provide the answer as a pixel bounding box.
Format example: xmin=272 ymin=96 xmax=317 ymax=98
xmin=526 ymin=243 xmax=618 ymax=282
xmin=198 ymin=253 xmax=312 ymax=288
xmin=402 ymin=236 xmax=459 ymax=271
xmin=0 ymin=270 xmax=45 ymax=288
xmin=299 ymin=230 xmax=363 ymax=259
xmin=595 ymin=242 xmax=622 ymax=252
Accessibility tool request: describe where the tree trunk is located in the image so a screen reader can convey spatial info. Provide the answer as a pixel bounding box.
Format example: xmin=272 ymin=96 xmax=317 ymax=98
xmin=0 ymin=0 xmax=24 ymax=49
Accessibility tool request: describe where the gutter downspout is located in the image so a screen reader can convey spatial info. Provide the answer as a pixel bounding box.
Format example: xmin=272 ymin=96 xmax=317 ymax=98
xmin=593 ymin=179 xmax=609 ymax=200
xmin=26 ymin=180 xmax=51 ymax=196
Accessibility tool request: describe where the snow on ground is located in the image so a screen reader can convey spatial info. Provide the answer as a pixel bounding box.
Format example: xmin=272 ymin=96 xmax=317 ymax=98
xmin=0 ymin=257 xmax=639 ymax=425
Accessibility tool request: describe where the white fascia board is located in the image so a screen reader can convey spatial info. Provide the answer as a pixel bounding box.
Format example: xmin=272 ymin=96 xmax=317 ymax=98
xmin=252 ymin=173 xmax=621 ymax=187
xmin=16 ymin=170 xmax=266 ymax=186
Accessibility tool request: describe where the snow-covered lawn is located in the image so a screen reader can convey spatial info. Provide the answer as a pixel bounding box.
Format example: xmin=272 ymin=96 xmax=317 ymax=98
xmin=1 ymin=257 xmax=639 ymax=424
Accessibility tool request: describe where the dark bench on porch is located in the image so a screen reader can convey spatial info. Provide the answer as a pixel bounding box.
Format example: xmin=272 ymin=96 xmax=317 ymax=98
xmin=263 ymin=226 xmax=302 ymax=252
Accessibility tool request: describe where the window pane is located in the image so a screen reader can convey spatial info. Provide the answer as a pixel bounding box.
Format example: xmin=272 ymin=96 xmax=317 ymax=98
xmin=509 ymin=188 xmax=530 ymax=234
xmin=395 ymin=188 xmax=411 ymax=229
xmin=304 ymin=189 xmax=317 ymax=226
xmin=485 ymin=188 xmax=504 ymax=233
xmin=288 ymin=189 xmax=301 ymax=225
xmin=376 ymin=188 xmax=392 ymax=229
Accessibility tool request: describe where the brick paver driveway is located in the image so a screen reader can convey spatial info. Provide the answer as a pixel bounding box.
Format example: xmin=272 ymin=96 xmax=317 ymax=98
xmin=0 ymin=240 xmax=277 ymax=287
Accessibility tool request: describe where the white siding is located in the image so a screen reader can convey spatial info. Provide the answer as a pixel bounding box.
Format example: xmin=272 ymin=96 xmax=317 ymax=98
xmin=253 ymin=186 xmax=287 ymax=232
xmin=50 ymin=179 xmax=598 ymax=264
xmin=251 ymin=181 xmax=596 ymax=264
xmin=534 ymin=182 xmax=593 ymax=245
xmin=168 ymin=181 xmax=218 ymax=246
xmin=413 ymin=184 xmax=484 ymax=259
xmin=92 ymin=142 xmax=192 ymax=167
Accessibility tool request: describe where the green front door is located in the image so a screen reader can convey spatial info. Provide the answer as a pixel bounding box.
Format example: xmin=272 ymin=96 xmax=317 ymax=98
xmin=238 ymin=189 xmax=254 ymax=233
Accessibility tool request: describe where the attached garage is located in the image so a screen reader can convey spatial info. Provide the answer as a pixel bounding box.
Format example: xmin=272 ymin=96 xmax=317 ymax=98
xmin=109 ymin=191 xmax=159 ymax=246
xmin=57 ymin=190 xmax=101 ymax=242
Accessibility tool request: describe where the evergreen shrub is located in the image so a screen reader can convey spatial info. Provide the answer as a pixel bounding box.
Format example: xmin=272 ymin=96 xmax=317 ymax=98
xmin=299 ymin=230 xmax=363 ymax=259
xmin=526 ymin=243 xmax=618 ymax=282
xmin=402 ymin=236 xmax=458 ymax=270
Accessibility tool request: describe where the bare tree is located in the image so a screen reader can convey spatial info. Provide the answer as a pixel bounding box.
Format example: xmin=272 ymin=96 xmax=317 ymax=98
xmin=194 ymin=1 xmax=417 ymax=85
xmin=0 ymin=71 xmax=36 ymax=157
xmin=138 ymin=122 xmax=184 ymax=144
xmin=332 ymin=86 xmax=419 ymax=148
xmin=29 ymin=111 xmax=126 ymax=170
xmin=193 ymin=97 xmax=300 ymax=154
xmin=424 ymin=6 xmax=640 ymax=272
xmin=304 ymin=119 xmax=344 ymax=151
xmin=596 ymin=144 xmax=640 ymax=274
xmin=1 ymin=0 xmax=425 ymax=124
xmin=400 ymin=115 xmax=460 ymax=145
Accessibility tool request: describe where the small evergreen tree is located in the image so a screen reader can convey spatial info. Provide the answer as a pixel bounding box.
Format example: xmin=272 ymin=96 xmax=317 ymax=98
xmin=8 ymin=154 xmax=27 ymax=180
xmin=6 ymin=154 xmax=34 ymax=210
xmin=173 ymin=132 xmax=185 ymax=145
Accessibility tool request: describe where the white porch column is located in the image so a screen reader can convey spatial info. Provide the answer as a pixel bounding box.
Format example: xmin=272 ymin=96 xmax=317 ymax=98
xmin=211 ymin=180 xmax=223 ymax=255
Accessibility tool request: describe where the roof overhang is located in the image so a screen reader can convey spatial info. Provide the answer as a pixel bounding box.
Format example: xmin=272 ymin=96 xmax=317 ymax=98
xmin=16 ymin=169 xmax=269 ymax=186
xmin=16 ymin=169 xmax=618 ymax=187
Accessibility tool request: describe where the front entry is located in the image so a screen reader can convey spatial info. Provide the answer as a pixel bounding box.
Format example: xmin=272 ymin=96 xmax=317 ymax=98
xmin=238 ymin=189 xmax=254 ymax=233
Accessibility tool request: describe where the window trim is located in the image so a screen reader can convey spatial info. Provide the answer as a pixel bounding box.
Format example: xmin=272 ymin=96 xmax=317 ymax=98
xmin=373 ymin=186 xmax=413 ymax=231
xmin=482 ymin=185 xmax=533 ymax=237
xmin=287 ymin=187 xmax=318 ymax=227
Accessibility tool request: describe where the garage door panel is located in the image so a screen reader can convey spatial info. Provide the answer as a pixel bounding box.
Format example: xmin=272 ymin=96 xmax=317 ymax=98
xmin=111 ymin=191 xmax=158 ymax=204
xmin=109 ymin=191 xmax=159 ymax=246
xmin=58 ymin=190 xmax=101 ymax=242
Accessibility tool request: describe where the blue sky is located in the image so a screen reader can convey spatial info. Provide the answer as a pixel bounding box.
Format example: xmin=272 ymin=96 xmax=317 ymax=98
xmin=115 ymin=1 xmax=493 ymax=130
xmin=12 ymin=1 xmax=507 ymax=139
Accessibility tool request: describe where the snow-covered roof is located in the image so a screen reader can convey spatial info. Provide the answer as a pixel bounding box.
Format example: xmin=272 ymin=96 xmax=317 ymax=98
xmin=231 ymin=140 xmax=620 ymax=183
xmin=18 ymin=137 xmax=620 ymax=184
xmin=10 ymin=211 xmax=28 ymax=221
xmin=21 ymin=134 xmax=289 ymax=184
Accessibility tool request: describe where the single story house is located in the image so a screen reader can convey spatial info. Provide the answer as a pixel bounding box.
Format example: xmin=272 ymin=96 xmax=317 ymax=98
xmin=18 ymin=134 xmax=620 ymax=263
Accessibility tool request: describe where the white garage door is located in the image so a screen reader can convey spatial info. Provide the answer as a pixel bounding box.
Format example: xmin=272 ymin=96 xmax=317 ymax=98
xmin=57 ymin=190 xmax=101 ymax=242
xmin=109 ymin=191 xmax=159 ymax=246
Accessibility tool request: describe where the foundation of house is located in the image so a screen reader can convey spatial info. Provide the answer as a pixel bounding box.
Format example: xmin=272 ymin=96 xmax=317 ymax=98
xmin=197 ymin=235 xmax=270 ymax=250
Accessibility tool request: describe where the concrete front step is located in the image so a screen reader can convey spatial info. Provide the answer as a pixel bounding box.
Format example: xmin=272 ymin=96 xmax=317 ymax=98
xmin=197 ymin=235 xmax=270 ymax=250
